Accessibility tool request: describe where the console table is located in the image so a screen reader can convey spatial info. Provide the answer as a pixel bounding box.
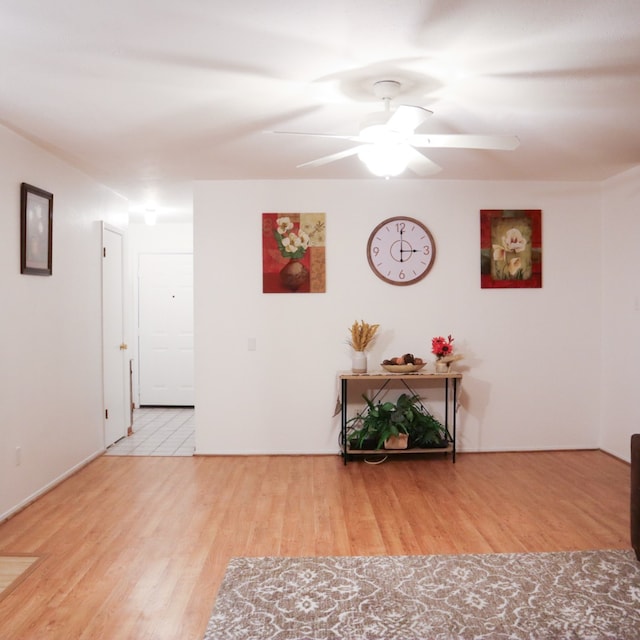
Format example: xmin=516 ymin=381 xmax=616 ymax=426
xmin=339 ymin=371 xmax=461 ymax=464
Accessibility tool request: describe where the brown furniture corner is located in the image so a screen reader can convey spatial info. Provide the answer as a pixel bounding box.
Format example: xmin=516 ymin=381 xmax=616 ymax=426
xmin=631 ymin=434 xmax=640 ymax=560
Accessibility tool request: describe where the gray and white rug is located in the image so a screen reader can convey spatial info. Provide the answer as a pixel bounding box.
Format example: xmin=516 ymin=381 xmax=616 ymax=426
xmin=204 ymin=550 xmax=640 ymax=639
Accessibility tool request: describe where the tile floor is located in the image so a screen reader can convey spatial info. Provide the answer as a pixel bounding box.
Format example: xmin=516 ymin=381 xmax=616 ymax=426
xmin=105 ymin=406 xmax=195 ymax=456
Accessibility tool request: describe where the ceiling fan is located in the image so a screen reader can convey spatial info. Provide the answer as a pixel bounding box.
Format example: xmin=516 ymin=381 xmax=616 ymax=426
xmin=273 ymin=80 xmax=520 ymax=177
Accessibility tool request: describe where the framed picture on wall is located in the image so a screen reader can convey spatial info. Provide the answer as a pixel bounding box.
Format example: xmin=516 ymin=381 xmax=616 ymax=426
xmin=480 ymin=209 xmax=542 ymax=288
xmin=262 ymin=212 xmax=326 ymax=293
xmin=20 ymin=182 xmax=53 ymax=276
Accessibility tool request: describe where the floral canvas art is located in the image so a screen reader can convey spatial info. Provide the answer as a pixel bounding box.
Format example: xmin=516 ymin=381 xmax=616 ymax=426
xmin=480 ymin=209 xmax=542 ymax=289
xmin=262 ymin=213 xmax=326 ymax=293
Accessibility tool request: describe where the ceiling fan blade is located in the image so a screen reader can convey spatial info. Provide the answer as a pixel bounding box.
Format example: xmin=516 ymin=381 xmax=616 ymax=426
xmin=409 ymin=134 xmax=520 ymax=150
xmin=297 ymin=145 xmax=366 ymax=169
xmin=405 ymin=147 xmax=442 ymax=177
xmin=386 ymin=105 xmax=432 ymax=135
xmin=269 ymin=130 xmax=363 ymax=143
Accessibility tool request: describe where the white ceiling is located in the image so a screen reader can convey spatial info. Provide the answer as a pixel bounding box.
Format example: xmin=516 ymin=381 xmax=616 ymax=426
xmin=2 ymin=0 xmax=639 ymax=221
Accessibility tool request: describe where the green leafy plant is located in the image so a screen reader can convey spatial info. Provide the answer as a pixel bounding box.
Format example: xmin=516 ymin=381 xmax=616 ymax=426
xmin=347 ymin=393 xmax=447 ymax=450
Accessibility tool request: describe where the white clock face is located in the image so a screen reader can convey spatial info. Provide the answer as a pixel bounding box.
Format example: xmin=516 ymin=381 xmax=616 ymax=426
xmin=366 ymin=216 xmax=436 ymax=286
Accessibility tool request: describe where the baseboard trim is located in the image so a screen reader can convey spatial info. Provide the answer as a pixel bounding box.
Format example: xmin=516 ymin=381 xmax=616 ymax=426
xmin=195 ymin=445 xmax=601 ymax=456
xmin=0 ymin=449 xmax=105 ymax=524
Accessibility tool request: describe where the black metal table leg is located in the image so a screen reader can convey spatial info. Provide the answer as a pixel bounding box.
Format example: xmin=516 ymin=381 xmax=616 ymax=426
xmin=341 ymin=377 xmax=348 ymax=464
xmin=452 ymin=378 xmax=457 ymax=463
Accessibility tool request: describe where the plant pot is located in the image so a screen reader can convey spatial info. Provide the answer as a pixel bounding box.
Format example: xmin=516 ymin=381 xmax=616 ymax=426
xmin=423 ymin=437 xmax=449 ymax=449
xmin=349 ymin=437 xmax=378 ymax=451
xmin=384 ymin=433 xmax=409 ymax=449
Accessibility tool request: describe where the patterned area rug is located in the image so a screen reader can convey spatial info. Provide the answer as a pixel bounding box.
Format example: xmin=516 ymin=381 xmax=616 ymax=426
xmin=204 ymin=550 xmax=640 ymax=640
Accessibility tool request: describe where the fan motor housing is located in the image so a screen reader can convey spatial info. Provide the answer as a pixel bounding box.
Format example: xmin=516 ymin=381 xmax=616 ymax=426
xmin=373 ymin=80 xmax=401 ymax=100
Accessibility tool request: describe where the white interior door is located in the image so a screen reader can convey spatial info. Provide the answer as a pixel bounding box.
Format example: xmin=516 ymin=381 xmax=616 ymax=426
xmin=102 ymin=224 xmax=129 ymax=447
xmin=138 ymin=253 xmax=194 ymax=406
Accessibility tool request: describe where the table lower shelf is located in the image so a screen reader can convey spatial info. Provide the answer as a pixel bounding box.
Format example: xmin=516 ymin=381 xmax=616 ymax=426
xmin=345 ymin=444 xmax=453 ymax=456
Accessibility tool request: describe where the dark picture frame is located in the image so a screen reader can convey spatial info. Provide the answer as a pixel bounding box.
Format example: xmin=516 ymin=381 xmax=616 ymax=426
xmin=20 ymin=182 xmax=53 ymax=276
xmin=480 ymin=209 xmax=542 ymax=289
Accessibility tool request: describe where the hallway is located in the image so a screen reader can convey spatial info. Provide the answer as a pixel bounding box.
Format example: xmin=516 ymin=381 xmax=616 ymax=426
xmin=105 ymin=406 xmax=194 ymax=456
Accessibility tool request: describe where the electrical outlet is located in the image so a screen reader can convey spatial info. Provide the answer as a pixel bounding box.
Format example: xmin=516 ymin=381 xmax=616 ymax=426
xmin=15 ymin=446 xmax=21 ymax=466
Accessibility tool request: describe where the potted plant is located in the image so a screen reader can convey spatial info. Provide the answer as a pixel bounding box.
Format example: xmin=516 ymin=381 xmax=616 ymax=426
xmin=347 ymin=393 xmax=447 ymax=451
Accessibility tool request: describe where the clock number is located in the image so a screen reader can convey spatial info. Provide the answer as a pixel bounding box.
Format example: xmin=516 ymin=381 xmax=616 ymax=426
xmin=423 ymin=245 xmax=431 ymax=256
xmin=372 ymin=246 xmax=380 ymax=257
xmin=395 ymin=222 xmax=406 ymax=233
xmin=398 ymin=269 xmax=406 ymax=280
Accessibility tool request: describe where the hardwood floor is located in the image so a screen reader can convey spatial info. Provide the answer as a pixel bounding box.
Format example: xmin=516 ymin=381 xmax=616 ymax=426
xmin=0 ymin=450 xmax=630 ymax=639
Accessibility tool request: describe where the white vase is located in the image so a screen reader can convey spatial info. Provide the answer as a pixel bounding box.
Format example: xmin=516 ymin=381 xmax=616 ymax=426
xmin=435 ymin=361 xmax=448 ymax=374
xmin=352 ymin=351 xmax=367 ymax=374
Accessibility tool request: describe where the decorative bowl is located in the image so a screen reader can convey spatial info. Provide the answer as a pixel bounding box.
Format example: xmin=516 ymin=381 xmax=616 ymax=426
xmin=381 ymin=362 xmax=427 ymax=373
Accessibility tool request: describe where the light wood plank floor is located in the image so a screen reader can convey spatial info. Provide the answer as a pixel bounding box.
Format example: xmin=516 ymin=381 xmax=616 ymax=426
xmin=0 ymin=450 xmax=630 ymax=639
xmin=0 ymin=555 xmax=41 ymax=601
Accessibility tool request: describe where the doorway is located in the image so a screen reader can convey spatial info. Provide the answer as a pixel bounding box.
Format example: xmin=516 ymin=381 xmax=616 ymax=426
xmin=104 ymin=406 xmax=194 ymax=456
xmin=137 ymin=253 xmax=194 ymax=406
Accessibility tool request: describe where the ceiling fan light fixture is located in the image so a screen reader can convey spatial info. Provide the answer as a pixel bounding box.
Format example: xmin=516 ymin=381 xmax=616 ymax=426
xmin=358 ymin=143 xmax=410 ymax=177
xmin=274 ymin=78 xmax=518 ymax=176
xmin=359 ymin=123 xmax=401 ymax=144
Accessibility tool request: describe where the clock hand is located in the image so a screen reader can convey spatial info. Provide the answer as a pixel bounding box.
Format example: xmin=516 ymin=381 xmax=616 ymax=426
xmin=399 ymin=244 xmax=418 ymax=262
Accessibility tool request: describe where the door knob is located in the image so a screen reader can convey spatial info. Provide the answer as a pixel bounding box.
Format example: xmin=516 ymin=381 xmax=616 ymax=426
xmin=119 ymin=343 xmax=128 ymax=350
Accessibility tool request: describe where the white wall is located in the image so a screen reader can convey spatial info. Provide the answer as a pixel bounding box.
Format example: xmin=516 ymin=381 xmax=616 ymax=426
xmin=194 ymin=179 xmax=604 ymax=456
xmin=126 ymin=223 xmax=193 ymax=406
xmin=3 ymin=141 xmax=635 ymax=520
xmin=600 ymin=166 xmax=640 ymax=461
xmin=0 ymin=124 xmax=128 ymax=520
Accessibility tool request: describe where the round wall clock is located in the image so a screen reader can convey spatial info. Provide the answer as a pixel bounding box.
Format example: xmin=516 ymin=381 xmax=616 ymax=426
xmin=366 ymin=216 xmax=436 ymax=286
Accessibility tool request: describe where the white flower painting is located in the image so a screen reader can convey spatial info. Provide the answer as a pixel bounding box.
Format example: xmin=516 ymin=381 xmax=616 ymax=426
xmin=480 ymin=210 xmax=542 ymax=289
